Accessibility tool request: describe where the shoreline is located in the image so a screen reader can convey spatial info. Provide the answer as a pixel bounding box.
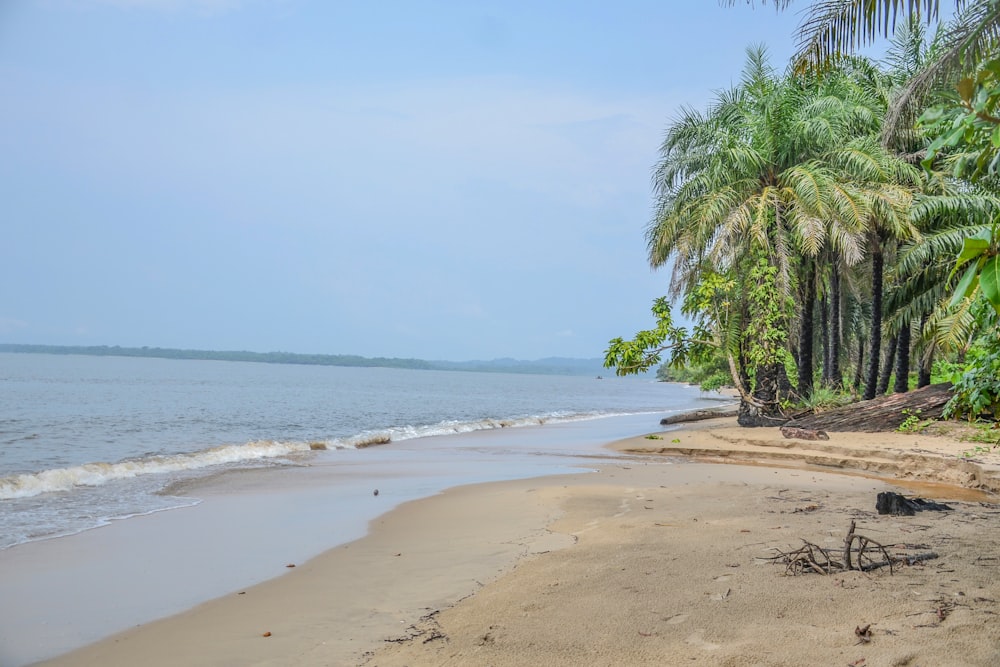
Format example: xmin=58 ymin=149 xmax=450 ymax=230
xmin=616 ymin=416 xmax=1000 ymax=496
xmin=29 ymin=415 xmax=1000 ymax=666
xmin=1 ymin=413 xmax=662 ymax=666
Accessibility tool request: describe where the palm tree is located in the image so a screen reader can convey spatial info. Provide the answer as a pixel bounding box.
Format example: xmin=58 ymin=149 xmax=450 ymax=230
xmin=726 ymin=1 xmax=1000 ymax=143
xmin=648 ymin=47 xmax=899 ymax=421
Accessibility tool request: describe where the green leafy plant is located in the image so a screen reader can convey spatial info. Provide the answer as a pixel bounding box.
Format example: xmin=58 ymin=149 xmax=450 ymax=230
xmin=644 ymin=434 xmax=663 ymax=440
xmin=920 ymin=60 xmax=1000 ymax=317
xmin=897 ymin=408 xmax=931 ymax=433
xmin=943 ymin=304 xmax=1000 ymax=421
xmin=961 ymin=421 xmax=1000 ymax=450
xmin=963 ymin=445 xmax=991 ymax=458
xmin=800 ymin=386 xmax=854 ymax=412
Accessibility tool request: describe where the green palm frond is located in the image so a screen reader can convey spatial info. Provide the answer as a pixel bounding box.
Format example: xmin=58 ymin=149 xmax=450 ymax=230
xmin=794 ymin=1 xmax=945 ymax=71
xmin=909 ymin=192 xmax=1000 ymax=224
xmin=895 ymin=224 xmax=984 ymax=275
xmin=928 ymin=295 xmax=979 ymax=351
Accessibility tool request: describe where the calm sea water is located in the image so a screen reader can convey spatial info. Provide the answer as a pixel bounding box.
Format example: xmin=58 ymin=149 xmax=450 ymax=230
xmin=0 ymin=353 xmax=710 ymax=550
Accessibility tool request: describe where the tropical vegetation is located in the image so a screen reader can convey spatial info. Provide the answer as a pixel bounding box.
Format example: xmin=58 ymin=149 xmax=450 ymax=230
xmin=605 ymin=0 xmax=1000 ymax=426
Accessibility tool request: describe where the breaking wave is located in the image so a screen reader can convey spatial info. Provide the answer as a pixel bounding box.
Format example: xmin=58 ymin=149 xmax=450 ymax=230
xmin=0 ymin=410 xmax=622 ymax=500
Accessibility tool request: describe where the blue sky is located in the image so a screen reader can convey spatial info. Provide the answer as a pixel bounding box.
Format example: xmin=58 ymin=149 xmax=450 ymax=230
xmin=2 ymin=0 xmax=811 ymax=361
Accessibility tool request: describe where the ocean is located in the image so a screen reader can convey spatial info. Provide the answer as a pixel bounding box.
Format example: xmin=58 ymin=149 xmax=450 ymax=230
xmin=0 ymin=352 xmax=731 ymax=666
xmin=0 ymin=352 xmax=714 ymax=551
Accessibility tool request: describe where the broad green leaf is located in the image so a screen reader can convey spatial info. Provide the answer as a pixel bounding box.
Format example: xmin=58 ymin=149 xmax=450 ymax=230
xmin=957 ymin=77 xmax=975 ymax=102
xmin=950 ymin=262 xmax=980 ymax=308
xmin=984 ymin=59 xmax=1000 ymax=78
xmin=992 ymin=124 xmax=1000 ymax=148
xmin=973 ymin=227 xmax=994 ymax=243
xmin=920 ymin=106 xmax=944 ymax=123
xmin=980 ymin=256 xmax=1000 ymax=315
xmin=943 ymin=125 xmax=967 ymax=148
xmin=958 ymin=237 xmax=991 ymax=263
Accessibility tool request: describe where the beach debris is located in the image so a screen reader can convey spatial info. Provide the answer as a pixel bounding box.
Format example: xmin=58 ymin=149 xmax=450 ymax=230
xmin=659 ymin=407 xmax=738 ymax=425
xmin=286 ymin=563 xmax=296 ymax=568
xmin=765 ymin=520 xmax=939 ymax=575
xmin=356 ymin=434 xmax=392 ymax=448
xmin=373 ymin=489 xmax=379 ymax=496
xmin=782 ymin=383 xmax=952 ymax=432
xmin=847 ymin=658 xmax=867 ymax=666
xmin=262 ymin=631 xmax=272 ymax=637
xmin=876 ymin=491 xmax=952 ymax=516
xmin=711 ymin=588 xmax=731 ymax=601
xmin=780 ymin=426 xmax=829 ymax=441
xmin=792 ymin=504 xmax=820 ymax=513
xmin=854 ymin=624 xmax=872 ymax=644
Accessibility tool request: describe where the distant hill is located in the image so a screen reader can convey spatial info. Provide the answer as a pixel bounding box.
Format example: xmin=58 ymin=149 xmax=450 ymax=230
xmin=0 ymin=344 xmax=609 ymax=377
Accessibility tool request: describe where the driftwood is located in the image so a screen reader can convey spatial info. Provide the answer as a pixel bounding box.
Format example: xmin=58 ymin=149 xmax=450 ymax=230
xmin=766 ymin=520 xmax=938 ymax=576
xmin=659 ymin=407 xmax=738 ymax=425
xmin=783 ymin=383 xmax=953 ymax=433
xmin=780 ymin=426 xmax=830 ymax=441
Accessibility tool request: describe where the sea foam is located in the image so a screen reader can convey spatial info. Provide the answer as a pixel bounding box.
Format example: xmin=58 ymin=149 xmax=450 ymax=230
xmin=0 ymin=411 xmax=609 ymax=500
xmin=0 ymin=440 xmax=315 ymax=499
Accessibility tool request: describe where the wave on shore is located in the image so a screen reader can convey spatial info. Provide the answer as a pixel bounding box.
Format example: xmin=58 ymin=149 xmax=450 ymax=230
xmin=0 ymin=410 xmax=640 ymax=500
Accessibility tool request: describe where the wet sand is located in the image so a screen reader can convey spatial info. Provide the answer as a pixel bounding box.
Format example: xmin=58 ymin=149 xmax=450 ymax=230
xmin=26 ymin=417 xmax=1000 ymax=666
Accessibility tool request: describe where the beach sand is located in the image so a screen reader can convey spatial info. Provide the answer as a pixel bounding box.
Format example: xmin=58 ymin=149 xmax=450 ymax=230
xmin=37 ymin=417 xmax=1000 ymax=666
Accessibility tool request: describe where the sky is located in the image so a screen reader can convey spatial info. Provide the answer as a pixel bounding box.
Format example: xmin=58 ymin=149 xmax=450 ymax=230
xmin=1 ymin=0 xmax=814 ymax=361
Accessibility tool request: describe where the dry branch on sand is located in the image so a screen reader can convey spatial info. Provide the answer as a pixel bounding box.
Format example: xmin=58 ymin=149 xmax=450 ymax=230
xmin=765 ymin=521 xmax=939 ymax=576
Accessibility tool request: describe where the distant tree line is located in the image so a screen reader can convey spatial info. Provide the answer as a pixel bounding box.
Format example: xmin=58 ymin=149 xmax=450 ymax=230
xmin=0 ymin=344 xmax=606 ymax=376
xmin=0 ymin=343 xmax=437 ymax=370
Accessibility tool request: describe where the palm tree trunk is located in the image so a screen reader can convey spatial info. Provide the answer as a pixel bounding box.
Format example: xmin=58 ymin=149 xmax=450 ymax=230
xmin=820 ymin=295 xmax=830 ymax=384
xmin=863 ymin=231 xmax=885 ymax=400
xmin=830 ymin=256 xmax=842 ymax=388
xmin=738 ymin=362 xmax=789 ymax=427
xmin=877 ymin=334 xmax=898 ymax=395
xmin=918 ymin=313 xmax=932 ymax=388
xmin=894 ymin=321 xmax=911 ymax=393
xmin=797 ymin=258 xmax=816 ymax=397
xmin=853 ymin=336 xmax=865 ymax=392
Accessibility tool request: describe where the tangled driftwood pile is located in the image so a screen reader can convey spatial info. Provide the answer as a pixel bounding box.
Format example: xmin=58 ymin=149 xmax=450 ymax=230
xmin=765 ymin=520 xmax=939 ymax=576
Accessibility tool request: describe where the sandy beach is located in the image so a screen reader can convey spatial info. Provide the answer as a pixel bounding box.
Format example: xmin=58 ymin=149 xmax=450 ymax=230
xmin=34 ymin=416 xmax=1000 ymax=667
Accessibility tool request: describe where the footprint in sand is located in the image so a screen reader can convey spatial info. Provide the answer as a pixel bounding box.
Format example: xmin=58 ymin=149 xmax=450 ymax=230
xmin=664 ymin=613 xmax=689 ymax=625
xmin=613 ymin=498 xmax=631 ymax=518
xmin=685 ymin=631 xmax=721 ymax=651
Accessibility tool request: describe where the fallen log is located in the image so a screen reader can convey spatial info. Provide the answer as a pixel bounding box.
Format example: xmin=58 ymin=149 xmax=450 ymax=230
xmin=660 ymin=407 xmax=738 ymax=425
xmin=783 ymin=383 xmax=952 ymax=433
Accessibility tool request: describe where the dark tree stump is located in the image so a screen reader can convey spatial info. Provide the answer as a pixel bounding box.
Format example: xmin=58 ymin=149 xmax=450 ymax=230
xmin=737 ymin=399 xmax=790 ymax=428
xmin=876 ymin=491 xmax=952 ymax=516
